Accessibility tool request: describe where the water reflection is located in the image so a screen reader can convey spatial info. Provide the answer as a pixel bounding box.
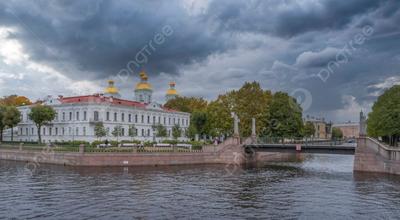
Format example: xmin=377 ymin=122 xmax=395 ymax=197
xmin=1 ymin=155 xmax=400 ymax=219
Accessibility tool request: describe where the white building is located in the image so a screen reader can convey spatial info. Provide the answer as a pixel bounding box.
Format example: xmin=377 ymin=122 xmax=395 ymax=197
xmin=7 ymin=72 xmax=190 ymax=143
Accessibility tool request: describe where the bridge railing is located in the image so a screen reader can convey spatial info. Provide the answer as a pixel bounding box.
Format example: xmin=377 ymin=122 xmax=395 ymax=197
xmin=255 ymin=137 xmax=345 ymax=146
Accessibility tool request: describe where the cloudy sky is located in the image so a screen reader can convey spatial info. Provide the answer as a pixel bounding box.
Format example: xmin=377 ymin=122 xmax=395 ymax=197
xmin=0 ymin=0 xmax=399 ymax=122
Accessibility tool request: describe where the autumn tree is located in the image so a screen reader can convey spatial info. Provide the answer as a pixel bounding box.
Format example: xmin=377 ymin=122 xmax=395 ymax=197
xmin=164 ymin=96 xmax=208 ymax=113
xmin=28 ymin=105 xmax=56 ymax=143
xmin=0 ymin=95 xmax=32 ymax=106
xmin=2 ymin=106 xmax=21 ymax=141
xmin=367 ymin=85 xmax=400 ymax=146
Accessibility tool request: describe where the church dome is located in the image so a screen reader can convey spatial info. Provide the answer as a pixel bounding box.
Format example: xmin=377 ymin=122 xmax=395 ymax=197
xmin=135 ymin=71 xmax=153 ymax=91
xmin=105 ymin=80 xmax=119 ymax=94
xmin=166 ymin=82 xmax=178 ymax=95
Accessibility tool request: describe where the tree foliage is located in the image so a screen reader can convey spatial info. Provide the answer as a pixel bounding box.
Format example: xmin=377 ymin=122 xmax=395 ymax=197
xmin=264 ymin=92 xmax=303 ymax=138
xmin=128 ymin=125 xmax=137 ymax=140
xmin=164 ymin=96 xmax=208 ymax=113
xmin=190 ymin=111 xmax=208 ymax=137
xmin=28 ymin=105 xmax=56 ymax=143
xmin=0 ymin=105 xmax=7 ymax=142
xmin=332 ymin=127 xmax=343 ymax=140
xmin=172 ymin=124 xmax=181 ymax=140
xmin=152 ymin=123 xmax=167 ymax=138
xmin=303 ymin=121 xmax=316 ymax=138
xmin=367 ymin=85 xmax=400 ymax=146
xmin=2 ymin=106 xmax=21 ymax=141
xmin=0 ymin=95 xmax=32 ymax=106
xmin=94 ymin=122 xmax=107 ymax=140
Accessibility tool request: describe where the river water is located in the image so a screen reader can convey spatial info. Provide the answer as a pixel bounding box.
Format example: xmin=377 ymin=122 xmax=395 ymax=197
xmin=1 ymin=155 xmax=400 ymax=219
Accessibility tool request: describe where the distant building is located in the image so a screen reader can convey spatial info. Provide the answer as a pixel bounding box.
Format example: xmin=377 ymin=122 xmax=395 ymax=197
xmin=332 ymin=122 xmax=359 ymax=138
xmin=304 ymin=116 xmax=331 ymax=139
xmin=165 ymin=82 xmax=179 ymax=101
xmin=3 ymin=71 xmax=190 ymax=143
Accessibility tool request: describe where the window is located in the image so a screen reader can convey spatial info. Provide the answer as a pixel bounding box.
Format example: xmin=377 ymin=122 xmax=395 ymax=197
xmin=128 ymin=114 xmax=132 ymax=122
xmin=178 ymin=118 xmax=180 ymax=125
xmin=141 ymin=115 xmax=144 ymax=123
xmin=168 ymin=118 xmax=171 ymax=125
xmin=147 ymin=129 xmax=150 ymax=136
xmin=62 ymin=112 xmax=65 ymax=121
xmin=76 ymin=112 xmax=80 ymax=121
xmin=68 ymin=127 xmax=71 ymax=135
xmin=121 ymin=113 xmax=125 ymax=122
xmin=31 ymin=128 xmax=34 ymax=135
xmin=83 ymin=111 xmax=87 ymax=120
xmin=76 ymin=127 xmax=79 ymax=136
xmin=147 ymin=116 xmax=150 ymax=124
xmin=43 ymin=127 xmax=46 ymax=135
xmin=49 ymin=127 xmax=52 ymax=136
xmin=25 ymin=128 xmax=28 ymax=135
xmin=158 ymin=116 xmax=161 ymax=124
xmin=83 ymin=127 xmax=86 ymax=136
xmin=141 ymin=129 xmax=144 ymax=136
xmin=20 ymin=128 xmax=22 ymax=135
xmin=114 ymin=112 xmax=117 ymax=121
xmin=62 ymin=127 xmax=65 ymax=135
xmin=121 ymin=128 xmax=125 ymax=136
xmin=106 ymin=112 xmax=110 ymax=121
xmin=135 ymin=114 xmax=138 ymax=123
xmin=94 ymin=111 xmax=99 ymax=121
xmin=69 ymin=112 xmax=72 ymax=121
xmin=55 ymin=127 xmax=58 ymax=135
xmin=164 ymin=117 xmax=166 ymax=125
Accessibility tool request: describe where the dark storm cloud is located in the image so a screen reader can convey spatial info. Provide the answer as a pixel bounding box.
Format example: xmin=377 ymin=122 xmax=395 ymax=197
xmin=0 ymin=0 xmax=400 ymax=121
xmin=204 ymin=0 xmax=385 ymax=37
xmin=0 ymin=0 xmax=228 ymax=79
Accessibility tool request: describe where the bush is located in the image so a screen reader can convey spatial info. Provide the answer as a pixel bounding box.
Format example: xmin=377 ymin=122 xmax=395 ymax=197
xmin=120 ymin=140 xmax=141 ymax=144
xmin=189 ymin=141 xmax=203 ymax=149
xmin=91 ymin=140 xmax=104 ymax=148
xmin=162 ymin=139 xmax=178 ymax=145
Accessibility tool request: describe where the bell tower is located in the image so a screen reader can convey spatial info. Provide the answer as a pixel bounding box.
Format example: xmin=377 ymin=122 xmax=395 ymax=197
xmin=134 ymin=71 xmax=153 ymax=103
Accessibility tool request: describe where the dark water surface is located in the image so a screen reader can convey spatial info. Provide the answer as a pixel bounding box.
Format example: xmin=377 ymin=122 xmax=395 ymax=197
xmin=1 ymin=155 xmax=400 ymax=219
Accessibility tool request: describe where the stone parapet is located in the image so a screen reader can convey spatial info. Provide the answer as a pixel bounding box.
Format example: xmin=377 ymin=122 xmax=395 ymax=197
xmin=354 ymin=137 xmax=400 ymax=175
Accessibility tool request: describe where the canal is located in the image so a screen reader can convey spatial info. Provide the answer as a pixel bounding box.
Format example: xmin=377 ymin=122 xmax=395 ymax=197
xmin=1 ymin=155 xmax=400 ymax=219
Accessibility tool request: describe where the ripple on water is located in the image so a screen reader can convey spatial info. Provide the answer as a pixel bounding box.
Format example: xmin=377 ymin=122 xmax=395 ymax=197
xmin=1 ymin=156 xmax=400 ymax=219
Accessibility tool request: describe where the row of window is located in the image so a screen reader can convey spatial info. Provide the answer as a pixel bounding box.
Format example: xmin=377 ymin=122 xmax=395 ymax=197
xmin=21 ymin=110 xmax=189 ymax=127
xmin=18 ymin=126 xmax=185 ymax=137
xmin=95 ymin=111 xmax=189 ymax=126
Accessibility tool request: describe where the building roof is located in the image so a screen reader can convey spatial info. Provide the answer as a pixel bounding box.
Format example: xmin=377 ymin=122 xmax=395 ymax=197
xmin=59 ymin=94 xmax=181 ymax=113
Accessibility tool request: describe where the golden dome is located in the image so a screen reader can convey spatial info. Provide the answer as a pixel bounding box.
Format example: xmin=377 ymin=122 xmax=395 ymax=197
xmin=166 ymin=89 xmax=178 ymax=95
xmin=166 ymin=81 xmax=178 ymax=95
xmin=135 ymin=71 xmax=152 ymax=90
xmin=135 ymin=82 xmax=152 ymax=90
xmin=105 ymin=80 xmax=119 ymax=94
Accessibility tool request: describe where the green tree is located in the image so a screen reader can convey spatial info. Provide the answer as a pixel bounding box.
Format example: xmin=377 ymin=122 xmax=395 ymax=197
xmin=112 ymin=125 xmax=123 ymax=142
xmin=367 ymin=85 xmax=400 ymax=146
xmin=128 ymin=125 xmax=137 ymax=141
xmin=94 ymin=122 xmax=107 ymax=140
xmin=164 ymin=96 xmax=208 ymax=113
xmin=2 ymin=106 xmax=21 ymax=141
xmin=265 ymin=92 xmax=304 ymax=139
xmin=152 ymin=123 xmax=167 ymax=138
xmin=190 ymin=111 xmax=208 ymax=137
xmin=28 ymin=105 xmax=56 ymax=143
xmin=172 ymin=124 xmax=181 ymax=140
xmin=205 ymin=82 xmax=272 ymax=138
xmin=332 ymin=127 xmax=343 ymax=140
xmin=0 ymin=105 xmax=6 ymax=142
xmin=303 ymin=121 xmax=316 ymax=138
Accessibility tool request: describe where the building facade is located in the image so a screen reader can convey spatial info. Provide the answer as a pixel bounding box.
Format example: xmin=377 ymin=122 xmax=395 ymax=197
xmin=7 ymin=72 xmax=189 ymax=143
xmin=304 ymin=116 xmax=332 ymax=139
